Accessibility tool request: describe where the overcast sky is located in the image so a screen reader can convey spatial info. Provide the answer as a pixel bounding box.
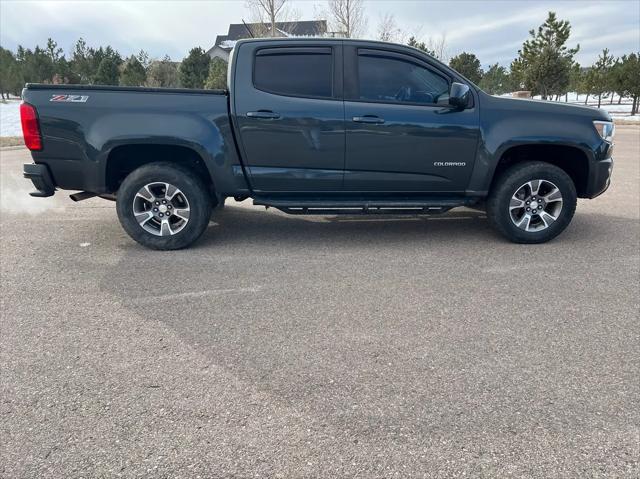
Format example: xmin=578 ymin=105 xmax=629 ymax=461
xmin=1 ymin=0 xmax=638 ymax=67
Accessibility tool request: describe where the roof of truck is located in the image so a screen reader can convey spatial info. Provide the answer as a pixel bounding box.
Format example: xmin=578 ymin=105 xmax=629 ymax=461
xmin=232 ymin=37 xmax=437 ymax=57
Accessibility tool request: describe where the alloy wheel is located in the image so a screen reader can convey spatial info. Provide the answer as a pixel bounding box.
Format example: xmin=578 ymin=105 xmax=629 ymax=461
xmin=509 ymin=179 xmax=563 ymax=232
xmin=132 ymin=182 xmax=191 ymax=236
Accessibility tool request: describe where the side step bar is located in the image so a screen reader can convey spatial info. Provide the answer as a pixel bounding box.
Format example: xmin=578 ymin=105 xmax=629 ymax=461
xmin=252 ymin=197 xmax=475 ymax=215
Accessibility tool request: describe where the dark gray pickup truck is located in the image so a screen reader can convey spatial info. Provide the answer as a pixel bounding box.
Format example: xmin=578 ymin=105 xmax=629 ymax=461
xmin=22 ymin=38 xmax=614 ymax=249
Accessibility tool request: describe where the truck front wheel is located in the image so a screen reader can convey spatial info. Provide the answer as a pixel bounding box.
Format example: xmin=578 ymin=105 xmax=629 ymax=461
xmin=116 ymin=162 xmax=212 ymax=250
xmin=486 ymin=161 xmax=577 ymax=244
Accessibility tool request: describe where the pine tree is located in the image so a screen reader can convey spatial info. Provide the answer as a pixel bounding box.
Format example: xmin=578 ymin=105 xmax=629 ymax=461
xmin=608 ymin=58 xmax=627 ymax=104
xmin=509 ymin=57 xmax=525 ymax=91
xmin=146 ymin=55 xmax=180 ymax=88
xmin=90 ymin=46 xmax=122 ymax=84
xmin=449 ymin=52 xmax=483 ymax=84
xmin=45 ymin=39 xmax=63 ymax=64
xmin=581 ymin=67 xmax=595 ymax=105
xmin=94 ymin=56 xmax=120 ymax=85
xmin=69 ymin=40 xmax=122 ymax=84
xmin=619 ymin=53 xmax=640 ymax=115
xmin=43 ymin=39 xmax=75 ymax=84
xmin=590 ymin=48 xmax=615 ymax=108
xmin=0 ymin=47 xmax=12 ymax=98
xmin=204 ymin=58 xmax=228 ymax=90
xmin=120 ymin=55 xmax=147 ymax=86
xmin=7 ymin=62 xmax=23 ymax=96
xmin=567 ymin=63 xmax=582 ymax=101
xmin=179 ymin=47 xmax=211 ymax=89
xmin=137 ymin=50 xmax=151 ymax=69
xmin=0 ymin=47 xmax=21 ymax=98
xmin=479 ymin=63 xmax=510 ymax=95
xmin=51 ymin=58 xmax=76 ymax=84
xmin=17 ymin=45 xmax=55 ymax=84
xmin=70 ymin=38 xmax=92 ymax=83
xmin=511 ymin=11 xmax=579 ymax=99
xmin=407 ymin=36 xmax=435 ymax=57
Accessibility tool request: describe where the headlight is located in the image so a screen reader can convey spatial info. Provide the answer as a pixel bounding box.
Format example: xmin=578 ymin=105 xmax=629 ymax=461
xmin=593 ymin=121 xmax=615 ymax=142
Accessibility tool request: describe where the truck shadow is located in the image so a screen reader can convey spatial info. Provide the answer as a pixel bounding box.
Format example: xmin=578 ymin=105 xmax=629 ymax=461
xmin=91 ymin=207 xmax=638 ymax=436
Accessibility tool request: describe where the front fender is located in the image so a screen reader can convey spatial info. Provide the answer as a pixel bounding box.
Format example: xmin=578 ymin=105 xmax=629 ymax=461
xmin=467 ymin=95 xmax=606 ymax=195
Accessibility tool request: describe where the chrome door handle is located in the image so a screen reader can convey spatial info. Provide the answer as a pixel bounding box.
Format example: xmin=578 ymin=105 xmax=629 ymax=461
xmin=247 ymin=111 xmax=281 ymax=119
xmin=352 ymin=115 xmax=385 ymax=124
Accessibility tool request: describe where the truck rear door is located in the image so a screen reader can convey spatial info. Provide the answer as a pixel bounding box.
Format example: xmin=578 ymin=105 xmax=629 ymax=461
xmin=233 ymin=41 xmax=344 ymax=193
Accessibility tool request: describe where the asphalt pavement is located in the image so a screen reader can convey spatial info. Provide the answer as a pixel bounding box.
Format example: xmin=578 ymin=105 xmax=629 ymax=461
xmin=1 ymin=127 xmax=638 ymax=478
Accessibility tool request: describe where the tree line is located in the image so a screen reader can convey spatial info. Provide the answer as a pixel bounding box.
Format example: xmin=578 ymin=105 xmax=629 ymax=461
xmin=246 ymin=1 xmax=639 ymax=114
xmin=0 ymin=38 xmax=228 ymax=98
xmin=409 ymin=12 xmax=639 ymax=114
xmin=1 ymin=7 xmax=638 ymax=115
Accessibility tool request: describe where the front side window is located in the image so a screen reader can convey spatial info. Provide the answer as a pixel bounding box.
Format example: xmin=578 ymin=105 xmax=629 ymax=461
xmin=358 ymin=53 xmax=449 ymax=105
xmin=254 ymin=49 xmax=333 ymax=98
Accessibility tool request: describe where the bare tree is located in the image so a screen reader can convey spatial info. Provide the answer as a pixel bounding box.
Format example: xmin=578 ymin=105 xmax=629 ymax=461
xmin=377 ymin=13 xmax=401 ymax=43
xmin=246 ymin=0 xmax=297 ymax=37
xmin=409 ymin=26 xmax=449 ymax=61
xmin=428 ymin=33 xmax=448 ymax=62
xmin=327 ymin=0 xmax=368 ymax=38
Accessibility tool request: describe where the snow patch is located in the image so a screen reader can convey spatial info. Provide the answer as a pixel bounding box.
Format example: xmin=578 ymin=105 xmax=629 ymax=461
xmin=219 ymin=40 xmax=237 ymax=49
xmin=1 ymin=100 xmax=22 ymax=137
xmin=532 ymin=93 xmax=637 ymax=119
xmin=499 ymin=92 xmax=638 ymax=121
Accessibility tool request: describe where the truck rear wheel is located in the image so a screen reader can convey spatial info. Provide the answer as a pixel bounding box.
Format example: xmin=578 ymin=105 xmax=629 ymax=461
xmin=116 ymin=162 xmax=212 ymax=250
xmin=486 ymin=161 xmax=577 ymax=244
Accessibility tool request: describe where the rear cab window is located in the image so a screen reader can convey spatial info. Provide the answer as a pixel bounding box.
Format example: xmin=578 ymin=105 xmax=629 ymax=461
xmin=253 ymin=47 xmax=334 ymax=99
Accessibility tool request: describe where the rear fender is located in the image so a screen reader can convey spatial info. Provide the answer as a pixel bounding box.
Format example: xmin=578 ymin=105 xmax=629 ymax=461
xmin=95 ymin=111 xmax=247 ymax=196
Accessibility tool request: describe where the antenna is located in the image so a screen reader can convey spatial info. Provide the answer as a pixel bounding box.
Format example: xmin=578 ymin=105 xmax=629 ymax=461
xmin=242 ymin=19 xmax=255 ymax=38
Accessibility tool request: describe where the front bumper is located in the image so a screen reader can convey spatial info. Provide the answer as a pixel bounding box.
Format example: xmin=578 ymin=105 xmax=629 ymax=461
xmin=587 ymin=156 xmax=613 ymax=198
xmin=23 ymin=163 xmax=56 ymax=197
xmin=585 ymin=138 xmax=614 ymax=198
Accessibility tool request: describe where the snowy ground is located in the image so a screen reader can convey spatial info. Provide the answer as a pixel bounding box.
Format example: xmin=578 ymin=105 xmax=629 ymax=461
xmin=532 ymin=93 xmax=639 ymax=122
xmin=506 ymin=92 xmax=639 ymax=123
xmin=1 ymin=93 xmax=638 ymax=138
xmin=1 ymin=100 xmax=21 ymax=137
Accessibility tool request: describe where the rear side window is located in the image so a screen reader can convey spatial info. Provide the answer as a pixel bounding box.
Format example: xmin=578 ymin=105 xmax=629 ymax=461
xmin=357 ymin=53 xmax=449 ymax=105
xmin=254 ymin=48 xmax=333 ymax=98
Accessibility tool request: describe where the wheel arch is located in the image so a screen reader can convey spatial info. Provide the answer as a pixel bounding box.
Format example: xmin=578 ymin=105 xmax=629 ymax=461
xmin=105 ymin=143 xmax=218 ymax=200
xmin=489 ymin=143 xmax=591 ymax=198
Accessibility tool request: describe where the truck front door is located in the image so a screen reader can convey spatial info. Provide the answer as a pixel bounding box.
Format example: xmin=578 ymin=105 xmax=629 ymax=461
xmin=343 ymin=45 xmax=479 ymax=194
xmin=233 ymin=41 xmax=344 ymax=193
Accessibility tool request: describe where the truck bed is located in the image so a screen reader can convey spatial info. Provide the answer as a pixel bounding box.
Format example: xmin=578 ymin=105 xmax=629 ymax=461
xmin=22 ymin=83 xmax=246 ymax=197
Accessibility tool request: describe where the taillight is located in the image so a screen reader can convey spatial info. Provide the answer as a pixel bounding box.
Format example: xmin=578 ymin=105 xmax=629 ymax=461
xmin=20 ymin=102 xmax=42 ymax=151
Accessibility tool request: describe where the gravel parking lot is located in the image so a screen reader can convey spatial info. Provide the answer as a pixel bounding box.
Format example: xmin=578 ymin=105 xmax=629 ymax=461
xmin=1 ymin=127 xmax=638 ymax=478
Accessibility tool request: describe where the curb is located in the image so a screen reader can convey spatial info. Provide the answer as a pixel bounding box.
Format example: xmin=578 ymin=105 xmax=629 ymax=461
xmin=0 ymin=145 xmax=26 ymax=151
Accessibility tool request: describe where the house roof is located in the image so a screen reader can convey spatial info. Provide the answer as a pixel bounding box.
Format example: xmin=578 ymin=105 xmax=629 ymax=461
xmin=213 ymin=20 xmax=327 ymax=50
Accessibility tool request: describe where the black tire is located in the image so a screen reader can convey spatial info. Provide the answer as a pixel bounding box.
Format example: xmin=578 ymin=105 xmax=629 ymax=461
xmin=486 ymin=161 xmax=577 ymax=244
xmin=116 ymin=162 xmax=212 ymax=250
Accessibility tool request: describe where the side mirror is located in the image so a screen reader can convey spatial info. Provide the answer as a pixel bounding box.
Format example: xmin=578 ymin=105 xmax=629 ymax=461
xmin=449 ymin=82 xmax=470 ymax=110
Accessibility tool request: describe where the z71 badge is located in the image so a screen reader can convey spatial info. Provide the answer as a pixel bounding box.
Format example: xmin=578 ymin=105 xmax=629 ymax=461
xmin=50 ymin=94 xmax=89 ymax=103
